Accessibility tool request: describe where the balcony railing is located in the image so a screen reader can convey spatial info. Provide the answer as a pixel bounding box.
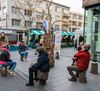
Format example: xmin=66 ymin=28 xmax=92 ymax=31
xmin=62 ymin=13 xmax=70 ymax=18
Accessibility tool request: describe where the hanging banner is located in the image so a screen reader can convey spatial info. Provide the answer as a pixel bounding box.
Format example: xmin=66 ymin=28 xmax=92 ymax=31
xmin=54 ymin=31 xmax=62 ymax=59
xmin=43 ymin=19 xmax=49 ymax=33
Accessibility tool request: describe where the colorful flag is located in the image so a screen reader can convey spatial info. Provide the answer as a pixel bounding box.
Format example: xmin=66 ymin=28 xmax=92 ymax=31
xmin=43 ymin=19 xmax=49 ymax=33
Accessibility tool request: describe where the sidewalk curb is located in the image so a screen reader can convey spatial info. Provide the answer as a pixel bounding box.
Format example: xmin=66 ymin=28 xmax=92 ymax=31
xmin=15 ymin=68 xmax=28 ymax=82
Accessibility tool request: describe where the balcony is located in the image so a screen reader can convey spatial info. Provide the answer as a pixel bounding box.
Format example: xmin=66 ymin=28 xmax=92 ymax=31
xmin=62 ymin=13 xmax=70 ymax=19
xmin=62 ymin=20 xmax=69 ymax=26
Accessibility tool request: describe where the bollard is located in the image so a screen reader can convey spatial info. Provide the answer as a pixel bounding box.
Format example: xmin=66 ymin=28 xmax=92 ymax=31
xmin=90 ymin=62 xmax=98 ymax=74
xmin=79 ymin=72 xmax=87 ymax=83
xmin=1 ymin=67 xmax=8 ymax=76
xmin=55 ymin=51 xmax=59 ymax=59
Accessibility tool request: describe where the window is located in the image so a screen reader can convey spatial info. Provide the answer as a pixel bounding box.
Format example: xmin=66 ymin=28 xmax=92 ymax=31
xmin=62 ymin=8 xmax=69 ymax=14
xmin=62 ymin=25 xmax=68 ymax=31
xmin=2 ymin=6 xmax=6 ymax=14
xmin=55 ymin=6 xmax=61 ymax=12
xmin=25 ymin=20 xmax=32 ymax=27
xmin=12 ymin=19 xmax=21 ymax=26
xmin=46 ymin=3 xmax=48 ymax=9
xmin=55 ymin=25 xmax=60 ymax=30
xmin=25 ymin=9 xmax=32 ymax=16
xmin=79 ymin=15 xmax=83 ymax=20
xmin=7 ymin=34 xmax=17 ymax=41
xmin=73 ymin=14 xmax=77 ymax=19
xmin=55 ymin=15 xmax=60 ymax=20
xmin=78 ymin=22 xmax=82 ymax=27
xmin=12 ymin=6 xmax=20 ymax=14
xmin=72 ymin=21 xmax=77 ymax=26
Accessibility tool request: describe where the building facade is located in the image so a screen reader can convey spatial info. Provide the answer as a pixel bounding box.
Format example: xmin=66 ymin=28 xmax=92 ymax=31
xmin=69 ymin=11 xmax=84 ymax=32
xmin=0 ymin=0 xmax=84 ymax=40
xmin=83 ymin=0 xmax=100 ymax=61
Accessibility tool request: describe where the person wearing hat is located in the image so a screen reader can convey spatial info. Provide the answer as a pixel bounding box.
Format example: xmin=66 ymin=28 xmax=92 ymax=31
xmin=26 ymin=47 xmax=50 ymax=86
xmin=67 ymin=44 xmax=91 ymax=81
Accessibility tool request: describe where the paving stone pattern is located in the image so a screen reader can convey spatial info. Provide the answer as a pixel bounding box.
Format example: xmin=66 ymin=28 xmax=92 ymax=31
xmin=9 ymin=48 xmax=100 ymax=91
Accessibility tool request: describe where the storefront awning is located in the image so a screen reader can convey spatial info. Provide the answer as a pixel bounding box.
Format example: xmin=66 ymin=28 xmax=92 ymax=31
xmin=62 ymin=31 xmax=75 ymax=36
xmin=30 ymin=30 xmax=45 ymax=35
xmin=62 ymin=31 xmax=69 ymax=36
xmin=30 ymin=30 xmax=75 ymax=36
xmin=67 ymin=31 xmax=75 ymax=36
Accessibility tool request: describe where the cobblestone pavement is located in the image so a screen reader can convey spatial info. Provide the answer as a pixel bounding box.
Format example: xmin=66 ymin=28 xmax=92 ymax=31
xmin=9 ymin=48 xmax=100 ymax=91
xmin=0 ymin=73 xmax=35 ymax=91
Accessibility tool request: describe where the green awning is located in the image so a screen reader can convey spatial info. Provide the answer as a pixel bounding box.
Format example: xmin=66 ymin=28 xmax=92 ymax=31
xmin=62 ymin=31 xmax=68 ymax=36
xmin=31 ymin=30 xmax=45 ymax=35
xmin=67 ymin=32 xmax=75 ymax=36
xmin=38 ymin=30 xmax=45 ymax=35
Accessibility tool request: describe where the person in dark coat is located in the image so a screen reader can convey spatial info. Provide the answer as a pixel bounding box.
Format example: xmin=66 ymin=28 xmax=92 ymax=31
xmin=67 ymin=44 xmax=91 ymax=82
xmin=26 ymin=47 xmax=50 ymax=86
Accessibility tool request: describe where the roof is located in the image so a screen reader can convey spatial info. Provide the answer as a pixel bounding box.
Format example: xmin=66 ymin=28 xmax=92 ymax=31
xmin=44 ymin=0 xmax=70 ymax=9
xmin=83 ymin=0 xmax=100 ymax=8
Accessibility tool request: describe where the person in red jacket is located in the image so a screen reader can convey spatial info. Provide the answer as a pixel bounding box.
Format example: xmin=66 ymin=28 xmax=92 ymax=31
xmin=67 ymin=44 xmax=91 ymax=81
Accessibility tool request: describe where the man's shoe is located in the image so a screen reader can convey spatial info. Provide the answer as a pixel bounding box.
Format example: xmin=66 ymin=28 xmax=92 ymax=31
xmin=26 ymin=83 xmax=34 ymax=86
xmin=68 ymin=78 xmax=77 ymax=82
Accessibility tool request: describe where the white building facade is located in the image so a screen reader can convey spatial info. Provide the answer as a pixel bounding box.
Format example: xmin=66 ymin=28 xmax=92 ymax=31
xmin=0 ymin=0 xmax=84 ymax=41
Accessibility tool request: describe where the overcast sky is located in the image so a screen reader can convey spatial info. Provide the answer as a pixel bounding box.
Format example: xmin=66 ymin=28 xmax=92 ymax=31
xmin=53 ymin=0 xmax=84 ymax=14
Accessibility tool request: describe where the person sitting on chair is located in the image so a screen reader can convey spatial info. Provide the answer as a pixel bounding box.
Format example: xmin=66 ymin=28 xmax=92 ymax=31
xmin=67 ymin=44 xmax=91 ymax=82
xmin=26 ymin=47 xmax=50 ymax=86
xmin=0 ymin=46 xmax=16 ymax=76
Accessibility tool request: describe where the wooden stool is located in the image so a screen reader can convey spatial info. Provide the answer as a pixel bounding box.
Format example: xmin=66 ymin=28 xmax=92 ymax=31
xmin=90 ymin=62 xmax=98 ymax=74
xmin=39 ymin=80 xmax=46 ymax=85
xmin=1 ymin=67 xmax=8 ymax=76
xmin=79 ymin=71 xmax=87 ymax=83
xmin=37 ymin=70 xmax=48 ymax=85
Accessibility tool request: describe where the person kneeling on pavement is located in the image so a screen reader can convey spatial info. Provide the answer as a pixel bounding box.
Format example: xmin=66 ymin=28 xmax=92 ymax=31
xmin=26 ymin=47 xmax=50 ymax=86
xmin=18 ymin=41 xmax=28 ymax=61
xmin=67 ymin=44 xmax=91 ymax=81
